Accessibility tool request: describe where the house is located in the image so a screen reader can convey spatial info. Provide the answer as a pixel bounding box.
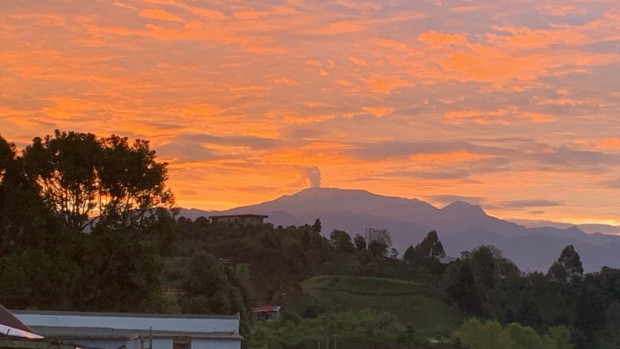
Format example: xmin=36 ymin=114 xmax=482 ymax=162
xmin=13 ymin=310 xmax=243 ymax=349
xmin=209 ymin=214 xmax=268 ymax=226
xmin=251 ymin=306 xmax=280 ymax=322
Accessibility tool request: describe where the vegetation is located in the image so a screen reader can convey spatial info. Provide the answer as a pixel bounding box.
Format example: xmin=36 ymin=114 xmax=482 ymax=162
xmin=298 ymin=275 xmax=464 ymax=336
xmin=0 ymin=131 xmax=175 ymax=312
xmin=3 ymin=131 xmax=620 ymax=348
xmin=455 ymin=318 xmax=573 ymax=349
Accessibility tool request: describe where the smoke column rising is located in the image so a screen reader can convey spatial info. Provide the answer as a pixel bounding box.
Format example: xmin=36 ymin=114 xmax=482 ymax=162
xmin=304 ymin=166 xmax=321 ymax=188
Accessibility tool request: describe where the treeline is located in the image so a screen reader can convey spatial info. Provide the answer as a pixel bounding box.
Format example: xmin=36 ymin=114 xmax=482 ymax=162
xmin=177 ymin=217 xmax=620 ymax=348
xmin=441 ymin=244 xmax=620 ymax=348
xmin=174 ymin=217 xmax=592 ymax=348
xmin=0 ymin=131 xmax=176 ymax=311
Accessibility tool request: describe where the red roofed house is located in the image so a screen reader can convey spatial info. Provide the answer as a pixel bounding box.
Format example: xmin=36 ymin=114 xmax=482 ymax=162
xmin=251 ymin=306 xmax=281 ymax=322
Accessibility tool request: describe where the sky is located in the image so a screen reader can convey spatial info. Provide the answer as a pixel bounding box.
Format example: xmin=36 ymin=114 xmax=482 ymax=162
xmin=1 ymin=0 xmax=619 ymax=225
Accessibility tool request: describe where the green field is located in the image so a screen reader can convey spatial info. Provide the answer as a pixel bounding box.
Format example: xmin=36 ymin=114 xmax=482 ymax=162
xmin=299 ymin=275 xmax=466 ymax=337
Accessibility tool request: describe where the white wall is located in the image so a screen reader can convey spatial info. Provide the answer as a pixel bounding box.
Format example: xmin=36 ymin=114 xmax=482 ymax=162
xmin=51 ymin=337 xmax=241 ymax=349
xmin=66 ymin=339 xmax=126 ymax=349
xmin=192 ymin=339 xmax=240 ymax=349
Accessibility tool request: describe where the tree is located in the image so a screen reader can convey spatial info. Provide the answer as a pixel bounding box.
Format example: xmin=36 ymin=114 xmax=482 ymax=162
xmin=312 ymin=218 xmax=322 ymax=233
xmin=0 ymin=135 xmax=85 ymax=310
xmin=403 ymin=230 xmax=445 ymax=274
xmin=0 ymin=135 xmax=17 ymax=254
xmin=368 ymin=239 xmax=388 ymax=257
xmin=559 ymin=245 xmax=583 ymax=281
xmin=575 ymin=281 xmax=605 ymax=344
xmin=97 ymin=135 xmax=174 ymax=231
xmin=0 ymin=135 xmax=15 ymax=183
xmin=366 ymin=229 xmax=391 ymax=257
xmin=403 ymin=245 xmax=415 ymax=263
xmin=471 ymin=245 xmax=497 ymax=289
xmin=390 ymin=248 xmax=398 ymax=259
xmin=22 ymin=130 xmax=175 ymax=234
xmin=329 ymin=229 xmax=354 ymax=253
xmin=444 ymin=261 xmax=483 ymax=315
xmin=456 ymin=319 xmax=572 ymax=349
xmin=548 ymin=245 xmax=583 ymax=283
xmin=179 ymin=250 xmax=251 ymax=340
xmin=547 ymin=326 xmax=574 ymax=349
xmin=455 ymin=318 xmax=511 ymax=349
xmin=72 ymin=229 xmax=163 ymax=312
xmin=416 ymin=230 xmax=446 ymax=259
xmin=516 ymin=301 xmax=543 ymax=330
xmin=354 ymin=234 xmax=366 ymax=250
xmin=22 ymin=131 xmax=103 ymax=232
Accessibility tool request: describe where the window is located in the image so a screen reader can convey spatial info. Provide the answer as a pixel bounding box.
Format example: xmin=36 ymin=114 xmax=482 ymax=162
xmin=173 ymin=337 xmax=191 ymax=349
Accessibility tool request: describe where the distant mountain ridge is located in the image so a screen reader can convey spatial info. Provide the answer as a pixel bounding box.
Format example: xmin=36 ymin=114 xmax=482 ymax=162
xmin=179 ymin=187 xmax=620 ymax=273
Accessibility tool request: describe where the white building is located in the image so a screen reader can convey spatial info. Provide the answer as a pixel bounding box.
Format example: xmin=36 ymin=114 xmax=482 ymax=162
xmin=13 ymin=311 xmax=242 ymax=349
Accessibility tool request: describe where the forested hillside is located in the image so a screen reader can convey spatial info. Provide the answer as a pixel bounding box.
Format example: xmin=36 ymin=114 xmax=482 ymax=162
xmin=3 ymin=132 xmax=620 ymax=348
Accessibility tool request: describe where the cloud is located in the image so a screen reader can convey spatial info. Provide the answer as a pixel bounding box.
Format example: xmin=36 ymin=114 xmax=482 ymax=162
xmin=348 ymin=56 xmax=369 ymax=67
xmin=596 ymin=138 xmax=620 ymax=151
xmin=600 ymin=178 xmax=620 ymax=189
xmin=176 ymin=133 xmax=281 ymax=151
xmin=443 ymin=107 xmax=557 ymax=125
xmin=365 ymin=75 xmax=414 ymax=94
xmin=361 ymin=106 xmax=393 ymax=117
xmin=402 ymin=169 xmax=471 ymax=180
xmin=157 ymin=142 xmax=216 ymax=163
xmin=140 ymin=8 xmax=185 ymax=22
xmin=427 ymin=195 xmax=487 ymax=206
xmin=346 ymin=141 xmax=500 ymax=161
xmin=418 ymin=30 xmax=468 ymax=45
xmin=497 ymin=200 xmax=564 ymax=209
xmin=1 ymin=0 xmax=620 ymax=224
xmin=532 ymin=146 xmax=617 ymax=168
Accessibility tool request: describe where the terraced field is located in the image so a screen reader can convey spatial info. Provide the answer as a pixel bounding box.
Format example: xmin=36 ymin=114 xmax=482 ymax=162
xmin=300 ymin=275 xmax=466 ymax=336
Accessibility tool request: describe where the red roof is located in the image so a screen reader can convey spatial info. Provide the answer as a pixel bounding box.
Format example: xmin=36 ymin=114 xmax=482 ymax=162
xmin=252 ymin=305 xmax=280 ymax=313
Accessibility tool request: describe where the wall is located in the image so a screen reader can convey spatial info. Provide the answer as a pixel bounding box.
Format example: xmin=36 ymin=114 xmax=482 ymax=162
xmin=192 ymin=339 xmax=240 ymax=349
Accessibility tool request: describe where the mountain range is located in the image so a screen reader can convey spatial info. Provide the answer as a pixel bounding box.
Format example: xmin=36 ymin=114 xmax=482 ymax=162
xmin=179 ymin=187 xmax=620 ymax=273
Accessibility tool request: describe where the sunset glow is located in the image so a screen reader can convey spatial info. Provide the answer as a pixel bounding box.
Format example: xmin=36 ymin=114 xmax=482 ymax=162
xmin=1 ymin=0 xmax=619 ymax=224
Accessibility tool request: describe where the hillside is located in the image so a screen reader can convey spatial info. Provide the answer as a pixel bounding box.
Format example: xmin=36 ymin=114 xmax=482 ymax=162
xmin=298 ymin=275 xmax=465 ymax=337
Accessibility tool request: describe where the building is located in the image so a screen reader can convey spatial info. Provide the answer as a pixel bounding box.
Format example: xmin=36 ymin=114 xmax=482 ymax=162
xmin=251 ymin=306 xmax=280 ymax=322
xmin=1 ymin=304 xmax=76 ymax=349
xmin=13 ymin=311 xmax=242 ymax=349
xmin=0 ymin=304 xmax=42 ymax=340
xmin=209 ymin=214 xmax=268 ymax=226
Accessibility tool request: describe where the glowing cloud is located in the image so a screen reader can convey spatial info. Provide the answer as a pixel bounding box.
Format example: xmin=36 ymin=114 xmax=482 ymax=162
xmin=0 ymin=0 xmax=619 ymax=224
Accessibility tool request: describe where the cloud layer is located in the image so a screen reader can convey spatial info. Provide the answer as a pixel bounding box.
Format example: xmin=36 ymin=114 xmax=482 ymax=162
xmin=1 ymin=0 xmax=619 ymax=224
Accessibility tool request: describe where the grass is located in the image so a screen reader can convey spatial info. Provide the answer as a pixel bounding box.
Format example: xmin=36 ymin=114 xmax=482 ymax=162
xmin=299 ymin=275 xmax=466 ymax=337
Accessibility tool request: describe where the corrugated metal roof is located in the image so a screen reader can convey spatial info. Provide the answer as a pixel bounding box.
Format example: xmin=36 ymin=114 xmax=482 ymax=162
xmin=14 ymin=311 xmax=239 ymax=336
xmin=28 ymin=326 xmax=243 ymax=341
xmin=0 ymin=305 xmax=43 ymax=339
xmin=11 ymin=310 xmax=238 ymax=320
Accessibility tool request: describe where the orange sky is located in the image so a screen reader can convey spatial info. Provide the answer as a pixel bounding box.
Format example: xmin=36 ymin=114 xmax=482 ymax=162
xmin=1 ymin=0 xmax=619 ymax=225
